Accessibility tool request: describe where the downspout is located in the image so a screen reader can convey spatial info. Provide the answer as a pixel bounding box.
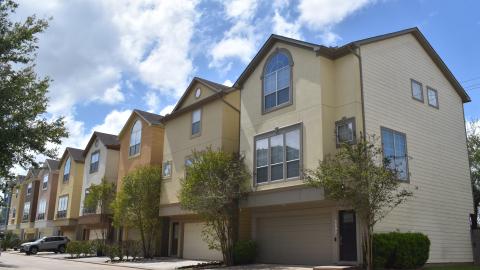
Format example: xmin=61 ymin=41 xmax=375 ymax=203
xmin=348 ymin=44 xmax=367 ymax=139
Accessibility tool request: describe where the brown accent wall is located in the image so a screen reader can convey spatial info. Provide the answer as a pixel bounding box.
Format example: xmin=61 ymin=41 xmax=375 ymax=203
xmin=117 ymin=117 xmax=165 ymax=192
xmin=37 ymin=168 xmax=59 ymax=222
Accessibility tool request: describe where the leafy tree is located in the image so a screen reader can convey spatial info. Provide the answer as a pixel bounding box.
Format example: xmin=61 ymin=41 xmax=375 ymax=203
xmin=305 ymin=135 xmax=413 ymax=270
xmin=0 ymin=1 xmax=68 ymax=181
xmin=179 ymin=148 xmax=250 ymax=266
xmin=467 ymin=120 xmax=480 ymax=227
xmin=84 ymin=179 xmax=116 ymax=242
xmin=111 ymin=165 xmax=162 ymax=258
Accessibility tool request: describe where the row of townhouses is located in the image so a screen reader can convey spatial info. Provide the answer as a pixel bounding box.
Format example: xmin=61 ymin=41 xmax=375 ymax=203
xmin=3 ymin=27 xmax=474 ymax=265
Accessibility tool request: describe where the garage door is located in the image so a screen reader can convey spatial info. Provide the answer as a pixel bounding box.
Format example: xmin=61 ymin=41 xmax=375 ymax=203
xmin=183 ymin=222 xmax=223 ymax=261
xmin=256 ymin=212 xmax=333 ymax=265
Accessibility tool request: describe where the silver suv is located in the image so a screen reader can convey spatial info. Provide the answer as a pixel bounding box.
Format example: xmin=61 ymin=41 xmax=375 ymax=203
xmin=20 ymin=236 xmax=69 ymax=255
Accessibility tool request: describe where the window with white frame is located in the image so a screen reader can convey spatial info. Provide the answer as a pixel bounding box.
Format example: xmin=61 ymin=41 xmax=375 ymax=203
xmin=255 ymin=124 xmax=301 ymax=184
xmin=57 ymin=195 xmax=68 ymax=218
xmin=23 ymin=202 xmax=30 ymax=221
xmin=42 ymin=174 xmax=48 ymax=190
xmin=381 ymin=127 xmax=409 ymax=181
xmin=89 ymin=151 xmax=100 ymax=173
xmin=263 ymin=50 xmax=292 ymax=112
xmin=427 ymin=87 xmax=439 ymax=108
xmin=37 ymin=200 xmax=46 ymax=220
xmin=191 ymin=109 xmax=201 ymax=136
xmin=411 ymin=79 xmax=423 ymax=102
xmin=27 ymin=183 xmax=32 ymax=195
xmin=63 ymin=157 xmax=71 ymax=182
xmin=129 ymin=120 xmax=142 ymax=156
xmin=162 ymin=161 xmax=172 ymax=178
xmin=336 ymin=118 xmax=356 ymax=146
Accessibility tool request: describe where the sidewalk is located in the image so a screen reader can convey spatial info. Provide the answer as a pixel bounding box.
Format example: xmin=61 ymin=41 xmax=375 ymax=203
xmin=7 ymin=251 xmax=209 ymax=270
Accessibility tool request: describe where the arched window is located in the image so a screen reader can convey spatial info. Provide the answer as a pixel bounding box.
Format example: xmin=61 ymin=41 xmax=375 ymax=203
xmin=129 ymin=120 xmax=142 ymax=156
xmin=262 ymin=49 xmax=293 ymax=112
xmin=63 ymin=157 xmax=71 ymax=182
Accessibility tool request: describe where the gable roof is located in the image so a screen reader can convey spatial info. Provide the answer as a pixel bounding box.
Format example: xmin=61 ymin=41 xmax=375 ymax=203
xmin=83 ymin=131 xmax=120 ymax=155
xmin=25 ymin=168 xmax=40 ymax=180
xmin=45 ymin=159 xmax=60 ymax=171
xmin=233 ymin=27 xmax=470 ymax=103
xmin=60 ymin=147 xmax=85 ymax=165
xmin=118 ymin=109 xmax=164 ymax=138
xmin=170 ymin=77 xmax=235 ymax=114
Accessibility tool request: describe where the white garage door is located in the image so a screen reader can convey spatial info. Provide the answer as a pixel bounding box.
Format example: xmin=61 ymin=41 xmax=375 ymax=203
xmin=183 ymin=222 xmax=223 ymax=261
xmin=256 ymin=212 xmax=333 ymax=265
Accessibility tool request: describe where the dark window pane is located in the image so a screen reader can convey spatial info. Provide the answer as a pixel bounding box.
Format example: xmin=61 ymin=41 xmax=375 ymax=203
xmin=271 ymin=164 xmax=283 ymax=181
xmin=277 ymin=87 xmax=289 ymax=105
xmin=256 ymin=167 xmax=268 ymax=183
xmin=411 ymin=80 xmax=423 ymax=100
xmin=287 ymin=160 xmax=299 ymax=178
xmin=337 ymin=122 xmax=353 ymax=143
xmin=192 ymin=121 xmax=200 ymax=135
xmin=265 ymin=93 xmax=276 ymax=110
xmin=256 ymin=139 xmax=268 ymax=167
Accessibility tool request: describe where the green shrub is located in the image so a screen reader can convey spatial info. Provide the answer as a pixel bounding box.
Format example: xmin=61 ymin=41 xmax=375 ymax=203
xmin=233 ymin=240 xmax=256 ymax=265
xmin=1 ymin=232 xmax=20 ymax=250
xmin=373 ymin=232 xmax=430 ymax=269
xmin=66 ymin=241 xmax=81 ymax=258
xmin=91 ymin=239 xmax=106 ymax=256
xmin=122 ymin=240 xmax=142 ymax=261
xmin=105 ymin=244 xmax=120 ymax=262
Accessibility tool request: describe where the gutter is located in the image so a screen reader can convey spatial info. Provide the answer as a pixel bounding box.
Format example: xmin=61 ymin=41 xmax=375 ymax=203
xmin=348 ymin=44 xmax=367 ymax=139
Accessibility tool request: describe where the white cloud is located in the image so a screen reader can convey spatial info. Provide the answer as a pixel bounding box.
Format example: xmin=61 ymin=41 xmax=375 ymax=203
xmin=209 ymin=1 xmax=260 ymax=70
xmin=93 ymin=84 xmax=125 ymax=105
xmin=224 ymin=0 xmax=258 ymax=20
xmin=223 ymin=79 xmax=233 ymax=87
xmin=320 ymin=31 xmax=342 ymax=46
xmin=144 ymin=91 xmax=160 ymax=113
xmin=272 ymin=11 xmax=302 ymax=40
xmin=160 ymin=104 xmax=175 ymax=116
xmin=90 ymin=109 xmax=132 ymax=135
xmin=298 ymin=0 xmax=373 ymax=30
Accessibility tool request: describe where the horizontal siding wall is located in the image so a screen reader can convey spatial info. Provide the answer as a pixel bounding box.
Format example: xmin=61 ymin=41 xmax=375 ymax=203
xmin=361 ymin=34 xmax=473 ymax=263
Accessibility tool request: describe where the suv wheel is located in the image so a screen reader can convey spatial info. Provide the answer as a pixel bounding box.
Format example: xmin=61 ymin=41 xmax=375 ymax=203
xmin=30 ymin=246 xmax=38 ymax=255
xmin=58 ymin=245 xmax=66 ymax=254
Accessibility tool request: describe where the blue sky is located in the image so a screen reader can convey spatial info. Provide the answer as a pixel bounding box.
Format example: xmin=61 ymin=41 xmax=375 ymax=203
xmin=13 ymin=0 xmax=480 ymax=156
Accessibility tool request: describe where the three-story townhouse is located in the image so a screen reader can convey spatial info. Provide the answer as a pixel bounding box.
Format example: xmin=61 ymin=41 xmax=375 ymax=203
xmin=159 ymin=77 xmax=240 ymax=260
xmin=78 ymin=132 xmax=120 ymax=240
xmin=116 ymin=109 xmax=164 ymax=244
xmin=53 ymin=147 xmax=85 ymax=240
xmin=20 ymin=169 xmax=41 ymax=240
xmin=34 ymin=159 xmax=60 ymax=238
xmin=7 ymin=175 xmax=25 ymax=237
xmin=233 ymin=27 xmax=472 ymax=265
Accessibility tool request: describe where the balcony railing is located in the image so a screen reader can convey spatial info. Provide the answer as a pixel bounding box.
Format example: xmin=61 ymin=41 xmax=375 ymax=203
xmin=37 ymin=213 xmax=45 ymax=220
xmin=56 ymin=210 xmax=67 ymax=218
xmin=22 ymin=214 xmax=29 ymax=222
xmin=83 ymin=207 xmax=97 ymax=215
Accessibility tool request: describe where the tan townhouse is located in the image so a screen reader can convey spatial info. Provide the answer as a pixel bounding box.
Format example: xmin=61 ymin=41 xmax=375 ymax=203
xmin=6 ymin=175 xmax=25 ymax=237
xmin=53 ymin=147 xmax=85 ymax=240
xmin=116 ymin=109 xmax=164 ymax=241
xmin=78 ymin=132 xmax=120 ymax=240
xmin=34 ymin=159 xmax=60 ymax=238
xmin=230 ymin=27 xmax=472 ymax=265
xmin=20 ymin=169 xmax=41 ymax=240
xmin=159 ymin=77 xmax=240 ymax=260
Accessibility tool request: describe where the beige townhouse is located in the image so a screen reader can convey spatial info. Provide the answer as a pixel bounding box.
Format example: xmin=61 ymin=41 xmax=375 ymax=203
xmin=19 ymin=169 xmax=41 ymax=240
xmin=231 ymin=27 xmax=472 ymax=265
xmin=159 ymin=77 xmax=240 ymax=260
xmin=78 ymin=132 xmax=120 ymax=240
xmin=53 ymin=147 xmax=85 ymax=240
xmin=116 ymin=109 xmax=164 ymax=243
xmin=6 ymin=175 xmax=25 ymax=237
xmin=34 ymin=159 xmax=60 ymax=238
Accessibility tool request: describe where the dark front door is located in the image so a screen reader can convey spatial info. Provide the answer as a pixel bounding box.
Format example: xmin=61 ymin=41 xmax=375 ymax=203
xmin=339 ymin=210 xmax=357 ymax=261
xmin=170 ymin=222 xmax=179 ymax=256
